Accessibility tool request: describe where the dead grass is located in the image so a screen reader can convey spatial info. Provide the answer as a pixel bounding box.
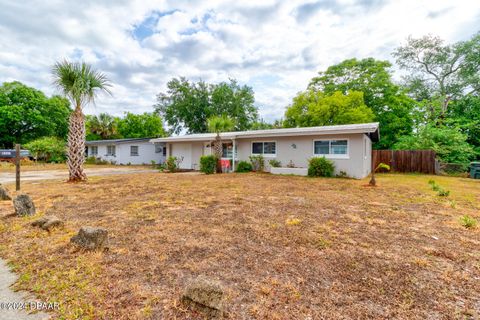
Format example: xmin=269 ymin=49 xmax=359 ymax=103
xmin=0 ymin=172 xmax=479 ymax=319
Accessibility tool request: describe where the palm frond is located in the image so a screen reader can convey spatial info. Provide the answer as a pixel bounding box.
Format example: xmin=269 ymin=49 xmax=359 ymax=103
xmin=52 ymin=60 xmax=112 ymax=109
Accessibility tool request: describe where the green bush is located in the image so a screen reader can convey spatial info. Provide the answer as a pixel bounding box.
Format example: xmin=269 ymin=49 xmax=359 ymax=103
xmin=24 ymin=136 xmax=66 ymax=163
xmin=200 ymin=155 xmax=217 ymax=174
xmin=249 ymin=155 xmax=265 ymax=172
xmin=268 ymin=159 xmax=281 ymax=168
xmin=165 ymin=156 xmax=178 ymax=172
xmin=85 ymin=156 xmax=109 ymax=165
xmin=236 ymin=161 xmax=253 ymax=172
xmin=308 ymin=157 xmax=335 ymax=177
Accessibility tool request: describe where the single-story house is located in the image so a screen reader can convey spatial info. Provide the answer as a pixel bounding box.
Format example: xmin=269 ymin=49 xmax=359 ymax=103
xmin=150 ymin=122 xmax=379 ymax=178
xmin=85 ymin=138 xmax=166 ymax=165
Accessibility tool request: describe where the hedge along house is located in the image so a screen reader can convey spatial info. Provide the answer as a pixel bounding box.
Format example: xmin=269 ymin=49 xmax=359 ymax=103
xmin=85 ymin=138 xmax=167 ymax=165
xmin=150 ymin=122 xmax=380 ymax=178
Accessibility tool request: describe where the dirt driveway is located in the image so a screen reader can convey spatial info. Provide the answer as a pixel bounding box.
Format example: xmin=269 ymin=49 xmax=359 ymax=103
xmin=0 ymin=167 xmax=157 ymax=184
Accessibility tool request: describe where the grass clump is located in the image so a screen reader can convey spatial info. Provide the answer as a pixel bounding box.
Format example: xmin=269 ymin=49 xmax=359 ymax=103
xmin=428 ymin=180 xmax=450 ymax=197
xmin=459 ymin=215 xmax=477 ymax=229
xmin=285 ymin=217 xmax=302 ymax=226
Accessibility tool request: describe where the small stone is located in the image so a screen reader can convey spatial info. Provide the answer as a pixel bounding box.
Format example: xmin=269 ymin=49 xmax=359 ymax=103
xmin=70 ymin=226 xmax=108 ymax=250
xmin=13 ymin=194 xmax=36 ymax=216
xmin=182 ymin=276 xmax=225 ymax=318
xmin=0 ymin=184 xmax=11 ymax=200
xmin=31 ymin=216 xmax=64 ymax=231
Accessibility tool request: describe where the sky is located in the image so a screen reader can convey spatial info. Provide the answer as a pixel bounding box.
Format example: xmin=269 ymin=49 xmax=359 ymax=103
xmin=0 ymin=0 xmax=479 ymax=122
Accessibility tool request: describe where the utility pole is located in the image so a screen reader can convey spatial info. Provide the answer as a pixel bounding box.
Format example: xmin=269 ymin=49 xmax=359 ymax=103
xmin=15 ymin=144 xmax=20 ymax=191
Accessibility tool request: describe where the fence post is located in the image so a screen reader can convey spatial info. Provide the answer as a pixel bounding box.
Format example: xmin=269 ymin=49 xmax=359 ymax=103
xmin=15 ymin=144 xmax=21 ymax=191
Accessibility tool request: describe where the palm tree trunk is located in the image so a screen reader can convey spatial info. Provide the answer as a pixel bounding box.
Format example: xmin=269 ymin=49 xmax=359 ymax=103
xmin=67 ymin=108 xmax=87 ymax=182
xmin=214 ymin=134 xmax=222 ymax=173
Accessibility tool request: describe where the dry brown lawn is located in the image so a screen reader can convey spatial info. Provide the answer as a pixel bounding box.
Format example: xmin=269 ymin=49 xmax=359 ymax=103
xmin=0 ymin=172 xmax=479 ymax=319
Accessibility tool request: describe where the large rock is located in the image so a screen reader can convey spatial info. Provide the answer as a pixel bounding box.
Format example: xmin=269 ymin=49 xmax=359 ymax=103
xmin=182 ymin=276 xmax=225 ymax=318
xmin=70 ymin=226 xmax=108 ymax=250
xmin=0 ymin=184 xmax=11 ymax=200
xmin=13 ymin=194 xmax=36 ymax=216
xmin=31 ymin=216 xmax=64 ymax=231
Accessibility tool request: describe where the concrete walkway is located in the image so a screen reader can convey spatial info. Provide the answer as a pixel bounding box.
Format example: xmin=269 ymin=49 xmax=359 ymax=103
xmin=0 ymin=167 xmax=156 ymax=184
xmin=0 ymin=260 xmax=49 ymax=320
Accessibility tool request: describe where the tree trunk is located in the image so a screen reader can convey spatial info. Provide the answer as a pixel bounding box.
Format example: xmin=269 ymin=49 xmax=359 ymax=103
xmin=214 ymin=134 xmax=222 ymax=173
xmin=67 ymin=108 xmax=87 ymax=182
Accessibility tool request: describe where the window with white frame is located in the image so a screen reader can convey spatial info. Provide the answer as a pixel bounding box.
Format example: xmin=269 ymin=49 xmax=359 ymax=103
xmin=314 ymin=140 xmax=348 ymax=157
xmin=90 ymin=146 xmax=98 ymax=156
xmin=130 ymin=146 xmax=139 ymax=156
xmin=106 ymin=145 xmax=116 ymax=156
xmin=251 ymin=141 xmax=276 ymax=156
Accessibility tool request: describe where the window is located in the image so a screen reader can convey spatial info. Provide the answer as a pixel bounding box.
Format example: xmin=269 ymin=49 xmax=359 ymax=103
xmin=251 ymin=141 xmax=276 ymax=156
xmin=130 ymin=146 xmax=139 ymax=156
xmin=314 ymin=139 xmax=348 ymax=158
xmin=107 ymin=145 xmax=116 ymax=156
xmin=90 ymin=146 xmax=98 ymax=156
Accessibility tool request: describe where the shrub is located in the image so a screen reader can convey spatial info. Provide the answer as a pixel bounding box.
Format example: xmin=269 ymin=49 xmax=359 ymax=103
xmin=308 ymin=157 xmax=335 ymax=177
xmin=287 ymin=160 xmax=295 ymax=168
xmin=268 ymin=159 xmax=281 ymax=168
xmin=236 ymin=161 xmax=253 ymax=173
xmin=85 ymin=156 xmax=109 ymax=165
xmin=165 ymin=156 xmax=179 ymax=172
xmin=200 ymin=155 xmax=217 ymax=174
xmin=459 ymin=215 xmax=477 ymax=229
xmin=336 ymin=170 xmax=348 ymax=178
xmin=24 ymin=136 xmax=66 ymax=163
xmin=249 ymin=155 xmax=265 ymax=172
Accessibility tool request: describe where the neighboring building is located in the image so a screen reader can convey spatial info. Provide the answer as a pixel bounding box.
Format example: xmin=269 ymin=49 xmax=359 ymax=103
xmin=150 ymin=122 xmax=379 ymax=178
xmin=85 ymin=138 xmax=166 ymax=165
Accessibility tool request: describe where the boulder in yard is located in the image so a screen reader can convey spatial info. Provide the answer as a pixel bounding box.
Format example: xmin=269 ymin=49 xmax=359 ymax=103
xmin=182 ymin=276 xmax=225 ymax=318
xmin=70 ymin=226 xmax=109 ymax=250
xmin=31 ymin=216 xmax=64 ymax=231
xmin=0 ymin=184 xmax=11 ymax=200
xmin=13 ymin=194 xmax=36 ymax=216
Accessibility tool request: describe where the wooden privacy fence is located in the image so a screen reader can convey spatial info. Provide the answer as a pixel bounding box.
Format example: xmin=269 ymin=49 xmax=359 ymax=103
xmin=372 ymin=150 xmax=437 ymax=174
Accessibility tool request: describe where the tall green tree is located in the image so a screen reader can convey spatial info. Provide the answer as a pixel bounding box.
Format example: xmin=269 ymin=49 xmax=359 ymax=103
xmin=394 ymin=125 xmax=476 ymax=164
xmin=447 ymin=95 xmax=480 ymax=158
xmin=155 ymin=77 xmax=258 ymax=134
xmin=52 ymin=60 xmax=112 ymax=182
xmin=0 ymin=81 xmax=71 ymax=148
xmin=117 ymin=112 xmax=166 ymax=138
xmin=309 ymin=58 xmax=414 ymax=148
xmin=393 ymin=32 xmax=480 ymax=122
xmin=284 ymin=91 xmax=375 ymax=127
xmin=207 ymin=115 xmax=235 ymax=173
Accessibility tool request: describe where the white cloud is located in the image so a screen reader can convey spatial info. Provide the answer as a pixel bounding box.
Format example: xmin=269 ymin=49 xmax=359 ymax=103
xmin=0 ymin=0 xmax=479 ymax=121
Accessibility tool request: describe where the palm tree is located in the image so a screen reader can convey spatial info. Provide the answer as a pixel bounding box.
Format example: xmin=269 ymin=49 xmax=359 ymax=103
xmin=52 ymin=60 xmax=112 ymax=182
xmin=207 ymin=115 xmax=235 ymax=173
xmin=89 ymin=113 xmax=118 ymax=139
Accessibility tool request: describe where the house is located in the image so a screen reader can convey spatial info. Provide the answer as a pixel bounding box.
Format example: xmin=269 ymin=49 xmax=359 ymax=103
xmin=150 ymin=122 xmax=379 ymax=178
xmin=85 ymin=138 xmax=166 ymax=165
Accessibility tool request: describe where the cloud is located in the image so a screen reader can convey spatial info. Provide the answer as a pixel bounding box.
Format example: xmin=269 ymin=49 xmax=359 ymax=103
xmin=0 ymin=0 xmax=479 ymax=122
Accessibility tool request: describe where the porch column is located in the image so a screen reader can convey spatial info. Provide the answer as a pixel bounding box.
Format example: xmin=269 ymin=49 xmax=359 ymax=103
xmin=232 ymin=139 xmax=236 ymax=172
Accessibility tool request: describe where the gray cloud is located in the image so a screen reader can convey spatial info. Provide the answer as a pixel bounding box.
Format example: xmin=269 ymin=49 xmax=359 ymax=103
xmin=0 ymin=0 xmax=479 ymax=122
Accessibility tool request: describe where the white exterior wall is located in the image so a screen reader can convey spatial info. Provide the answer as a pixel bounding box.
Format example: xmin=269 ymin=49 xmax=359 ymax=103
xmin=235 ymin=133 xmax=371 ymax=179
xmin=88 ymin=141 xmax=164 ymax=165
xmin=167 ymin=133 xmax=373 ymax=178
